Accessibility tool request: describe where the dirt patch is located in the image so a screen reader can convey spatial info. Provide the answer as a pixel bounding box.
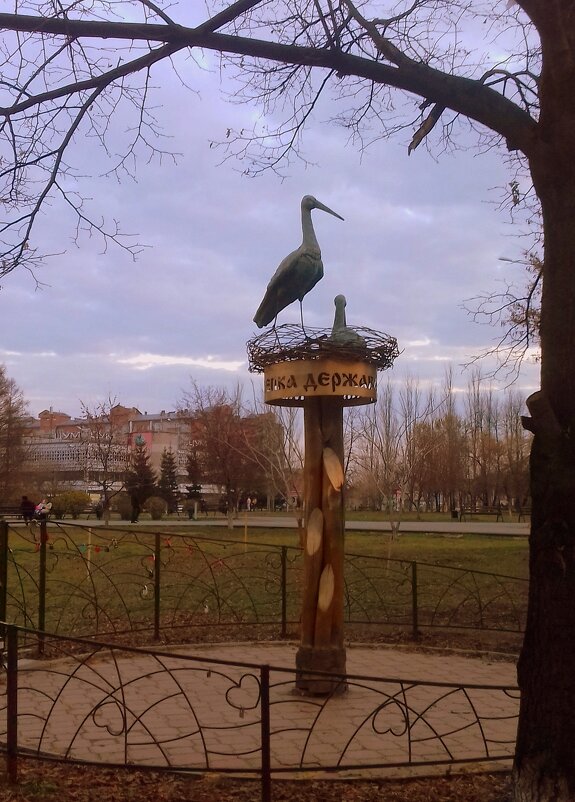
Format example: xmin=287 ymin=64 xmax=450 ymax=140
xmin=0 ymin=761 xmax=512 ymax=802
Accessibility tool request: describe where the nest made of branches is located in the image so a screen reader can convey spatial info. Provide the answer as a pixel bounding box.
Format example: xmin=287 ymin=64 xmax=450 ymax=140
xmin=247 ymin=324 xmax=400 ymax=373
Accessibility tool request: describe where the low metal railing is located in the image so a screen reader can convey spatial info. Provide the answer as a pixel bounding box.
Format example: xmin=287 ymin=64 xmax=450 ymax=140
xmin=0 ymin=625 xmax=519 ymax=801
xmin=0 ymin=520 xmax=528 ymax=647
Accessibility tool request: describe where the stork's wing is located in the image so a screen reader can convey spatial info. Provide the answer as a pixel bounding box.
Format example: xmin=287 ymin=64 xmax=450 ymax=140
xmin=253 ymin=247 xmax=302 ymax=327
xmin=253 ymin=246 xmax=323 ymax=328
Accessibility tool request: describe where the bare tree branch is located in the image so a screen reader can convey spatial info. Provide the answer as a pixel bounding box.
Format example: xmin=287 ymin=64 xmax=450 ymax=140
xmin=0 ymin=2 xmax=538 ymax=278
xmin=462 ymin=252 xmax=542 ymax=381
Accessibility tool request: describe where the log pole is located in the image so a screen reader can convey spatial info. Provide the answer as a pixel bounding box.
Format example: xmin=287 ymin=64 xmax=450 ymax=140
xmin=250 ymin=309 xmax=397 ymax=697
xmin=296 ymin=396 xmax=346 ymax=694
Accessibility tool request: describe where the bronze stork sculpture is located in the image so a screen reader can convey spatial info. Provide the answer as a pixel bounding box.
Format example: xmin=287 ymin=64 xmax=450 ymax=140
xmin=253 ymin=195 xmax=344 ymax=328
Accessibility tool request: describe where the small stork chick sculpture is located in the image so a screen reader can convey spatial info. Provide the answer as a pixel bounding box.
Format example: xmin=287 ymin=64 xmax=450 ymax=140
xmin=253 ymin=195 xmax=344 ymax=328
xmin=330 ymin=294 xmax=365 ymax=348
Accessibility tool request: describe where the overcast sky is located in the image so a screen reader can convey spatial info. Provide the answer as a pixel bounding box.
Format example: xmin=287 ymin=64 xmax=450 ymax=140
xmin=1 ymin=39 xmax=540 ymax=419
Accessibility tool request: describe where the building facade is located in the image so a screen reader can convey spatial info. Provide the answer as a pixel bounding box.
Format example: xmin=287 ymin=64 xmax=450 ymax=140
xmin=23 ymin=406 xmax=193 ymax=493
xmin=21 ymin=405 xmax=288 ymax=507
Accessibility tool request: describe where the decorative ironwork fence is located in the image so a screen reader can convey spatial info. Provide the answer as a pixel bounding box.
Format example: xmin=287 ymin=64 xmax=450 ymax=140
xmin=0 ymin=520 xmax=528 ymax=645
xmin=0 ymin=625 xmax=519 ymax=802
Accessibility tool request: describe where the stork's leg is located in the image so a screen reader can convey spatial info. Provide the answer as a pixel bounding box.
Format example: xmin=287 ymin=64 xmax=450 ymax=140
xmin=299 ymin=300 xmax=308 ymax=337
xmin=273 ymin=316 xmax=281 ymax=347
xmin=300 ymin=301 xmax=313 ymax=340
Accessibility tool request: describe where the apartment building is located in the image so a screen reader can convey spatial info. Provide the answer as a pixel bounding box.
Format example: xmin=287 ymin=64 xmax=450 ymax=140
xmin=24 ymin=406 xmax=193 ymax=489
xmin=23 ymin=403 xmax=287 ymax=506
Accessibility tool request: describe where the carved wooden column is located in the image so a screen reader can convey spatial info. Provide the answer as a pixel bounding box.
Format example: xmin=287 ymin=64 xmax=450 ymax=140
xmin=263 ymin=357 xmax=377 ymax=694
xmin=247 ymin=312 xmax=398 ymax=696
xmin=296 ymin=394 xmax=347 ymax=693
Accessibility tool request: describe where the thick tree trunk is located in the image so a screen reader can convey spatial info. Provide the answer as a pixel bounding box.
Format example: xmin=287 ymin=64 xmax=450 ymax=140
xmin=513 ymin=389 xmax=575 ymax=800
xmin=513 ymin=76 xmax=575 ymax=795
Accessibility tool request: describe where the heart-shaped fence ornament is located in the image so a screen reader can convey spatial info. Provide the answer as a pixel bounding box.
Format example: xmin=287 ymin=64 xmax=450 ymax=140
xmin=371 ymin=696 xmax=409 ymax=738
xmin=225 ymin=673 xmax=261 ymax=713
xmin=92 ymin=699 xmax=126 ymax=737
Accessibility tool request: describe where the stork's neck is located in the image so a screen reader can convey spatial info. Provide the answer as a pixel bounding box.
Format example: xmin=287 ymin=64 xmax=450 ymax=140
xmin=302 ymin=208 xmax=320 ymax=251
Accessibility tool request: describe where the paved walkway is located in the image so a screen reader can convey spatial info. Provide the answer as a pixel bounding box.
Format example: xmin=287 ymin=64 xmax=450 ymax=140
xmin=34 ymin=515 xmax=530 ymax=537
xmin=193 ymin=516 xmax=529 ymax=537
xmin=9 ymin=641 xmax=519 ymax=780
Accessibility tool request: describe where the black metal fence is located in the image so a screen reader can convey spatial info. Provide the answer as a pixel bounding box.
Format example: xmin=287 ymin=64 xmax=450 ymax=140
xmin=0 ymin=625 xmax=519 ymax=801
xmin=0 ymin=520 xmax=528 ymax=646
xmin=0 ymin=520 xmax=525 ymax=799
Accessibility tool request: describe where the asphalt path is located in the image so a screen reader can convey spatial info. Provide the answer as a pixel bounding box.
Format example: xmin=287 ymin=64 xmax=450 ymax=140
xmin=53 ymin=514 xmax=529 ymax=537
xmin=189 ymin=515 xmax=529 ymax=536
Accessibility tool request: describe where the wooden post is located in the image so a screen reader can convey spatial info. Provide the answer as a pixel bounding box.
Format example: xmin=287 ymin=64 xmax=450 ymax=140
xmin=296 ymin=396 xmax=346 ymax=694
xmin=258 ymin=353 xmax=384 ymax=696
xmin=249 ymin=289 xmax=399 ymax=699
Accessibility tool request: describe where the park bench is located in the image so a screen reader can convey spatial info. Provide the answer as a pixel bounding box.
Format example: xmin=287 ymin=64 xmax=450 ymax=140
xmin=200 ymin=502 xmax=225 ymax=516
xmin=0 ymin=504 xmax=22 ymax=521
xmin=54 ymin=507 xmax=96 ymax=519
xmin=459 ymin=506 xmax=504 ymax=522
xmin=82 ymin=506 xmax=100 ymax=518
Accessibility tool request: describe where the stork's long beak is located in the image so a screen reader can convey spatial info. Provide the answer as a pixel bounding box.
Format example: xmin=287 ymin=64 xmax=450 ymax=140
xmin=315 ymin=200 xmax=344 ymax=221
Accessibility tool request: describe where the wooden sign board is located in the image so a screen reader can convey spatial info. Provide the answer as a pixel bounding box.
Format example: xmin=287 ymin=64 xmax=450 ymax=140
xmin=264 ymin=358 xmax=377 ymax=406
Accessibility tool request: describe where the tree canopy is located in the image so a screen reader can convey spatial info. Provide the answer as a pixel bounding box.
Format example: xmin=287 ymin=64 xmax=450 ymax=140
xmin=0 ymin=364 xmax=28 ymax=500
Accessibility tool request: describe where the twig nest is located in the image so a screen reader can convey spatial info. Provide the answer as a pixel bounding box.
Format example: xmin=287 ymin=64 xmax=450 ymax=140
xmin=247 ymin=324 xmax=400 ymax=373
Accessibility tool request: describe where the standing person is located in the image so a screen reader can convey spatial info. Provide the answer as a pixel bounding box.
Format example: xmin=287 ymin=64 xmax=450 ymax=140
xmin=130 ymin=494 xmax=140 ymax=523
xmin=94 ymin=499 xmax=104 ymax=520
xmin=20 ymin=495 xmax=35 ymax=524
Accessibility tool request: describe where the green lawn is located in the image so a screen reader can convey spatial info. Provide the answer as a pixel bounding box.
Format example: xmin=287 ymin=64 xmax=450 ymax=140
xmin=171 ymin=525 xmax=529 ymax=580
xmin=93 ymin=517 xmax=530 ymax=579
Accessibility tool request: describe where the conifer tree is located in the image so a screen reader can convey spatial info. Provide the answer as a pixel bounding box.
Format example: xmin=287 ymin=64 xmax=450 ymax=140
xmin=158 ymin=447 xmax=178 ymax=513
xmin=185 ymin=449 xmax=203 ymax=500
xmin=125 ymin=441 xmax=156 ymax=522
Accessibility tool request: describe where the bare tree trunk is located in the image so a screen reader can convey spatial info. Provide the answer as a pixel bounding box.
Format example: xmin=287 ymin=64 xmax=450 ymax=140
xmin=103 ymin=495 xmax=111 ymax=526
